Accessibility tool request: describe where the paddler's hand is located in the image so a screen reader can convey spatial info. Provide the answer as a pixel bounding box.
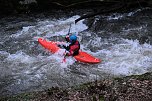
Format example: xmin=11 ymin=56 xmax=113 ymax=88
xmin=63 ymin=45 xmax=66 ymax=49
xmin=64 ymin=51 xmax=69 ymax=56
xmin=65 ymin=35 xmax=69 ymax=42
xmin=57 ymin=44 xmax=62 ymax=48
xmin=57 ymin=44 xmax=64 ymax=48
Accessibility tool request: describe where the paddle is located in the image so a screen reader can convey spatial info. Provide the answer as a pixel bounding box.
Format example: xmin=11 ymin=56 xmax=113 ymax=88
xmin=62 ymin=51 xmax=67 ymax=63
xmin=62 ymin=24 xmax=72 ymax=63
xmin=67 ymin=24 xmax=71 ymax=35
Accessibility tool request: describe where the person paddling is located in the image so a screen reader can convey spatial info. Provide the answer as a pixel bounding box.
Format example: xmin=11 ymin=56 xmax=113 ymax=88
xmin=62 ymin=34 xmax=80 ymax=56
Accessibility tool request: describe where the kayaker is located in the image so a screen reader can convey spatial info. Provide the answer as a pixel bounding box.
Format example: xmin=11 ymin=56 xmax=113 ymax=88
xmin=62 ymin=34 xmax=80 ymax=56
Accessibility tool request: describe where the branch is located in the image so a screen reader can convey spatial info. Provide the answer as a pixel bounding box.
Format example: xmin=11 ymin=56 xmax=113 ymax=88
xmin=75 ymin=2 xmax=125 ymax=23
xmin=51 ymin=0 xmax=120 ymax=8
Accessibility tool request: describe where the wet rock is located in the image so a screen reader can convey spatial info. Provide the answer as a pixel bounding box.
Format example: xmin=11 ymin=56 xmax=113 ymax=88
xmin=139 ymin=36 xmax=149 ymax=44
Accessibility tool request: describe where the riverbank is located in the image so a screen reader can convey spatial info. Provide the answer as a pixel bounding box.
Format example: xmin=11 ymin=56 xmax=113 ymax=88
xmin=1 ymin=72 xmax=152 ymax=101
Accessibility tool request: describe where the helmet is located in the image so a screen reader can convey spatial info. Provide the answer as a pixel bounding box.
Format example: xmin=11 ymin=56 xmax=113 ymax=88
xmin=69 ymin=34 xmax=77 ymax=43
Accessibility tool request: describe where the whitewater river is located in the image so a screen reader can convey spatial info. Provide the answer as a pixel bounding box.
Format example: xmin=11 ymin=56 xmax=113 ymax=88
xmin=0 ymin=8 xmax=152 ymax=96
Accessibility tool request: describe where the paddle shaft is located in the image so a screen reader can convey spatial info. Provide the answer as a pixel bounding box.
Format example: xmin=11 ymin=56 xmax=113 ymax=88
xmin=62 ymin=24 xmax=72 ymax=62
xmin=67 ymin=24 xmax=71 ymax=35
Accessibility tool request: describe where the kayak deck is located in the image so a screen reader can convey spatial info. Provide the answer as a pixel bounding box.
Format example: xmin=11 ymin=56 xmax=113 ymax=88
xmin=74 ymin=51 xmax=101 ymax=64
xmin=38 ymin=38 xmax=101 ymax=64
xmin=38 ymin=38 xmax=59 ymax=53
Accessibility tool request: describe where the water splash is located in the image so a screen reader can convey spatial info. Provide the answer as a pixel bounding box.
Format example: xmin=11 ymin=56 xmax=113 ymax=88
xmin=98 ymin=39 xmax=152 ymax=76
xmin=11 ymin=15 xmax=88 ymax=42
xmin=6 ymin=51 xmax=37 ymax=64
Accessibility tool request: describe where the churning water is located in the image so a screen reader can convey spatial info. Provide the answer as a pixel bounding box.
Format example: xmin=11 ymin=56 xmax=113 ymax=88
xmin=0 ymin=8 xmax=152 ymax=96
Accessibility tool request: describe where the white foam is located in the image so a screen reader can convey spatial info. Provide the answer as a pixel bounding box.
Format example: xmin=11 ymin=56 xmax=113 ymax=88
xmin=11 ymin=15 xmax=88 ymax=39
xmin=98 ymin=39 xmax=152 ymax=76
xmin=0 ymin=51 xmax=9 ymax=56
xmin=54 ymin=15 xmax=88 ymax=36
xmin=106 ymin=8 xmax=149 ymax=21
xmin=50 ymin=49 xmax=76 ymax=67
xmin=6 ymin=51 xmax=37 ymax=64
xmin=11 ymin=26 xmax=35 ymax=38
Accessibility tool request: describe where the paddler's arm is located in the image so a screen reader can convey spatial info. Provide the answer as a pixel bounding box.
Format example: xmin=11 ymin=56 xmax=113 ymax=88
xmin=63 ymin=45 xmax=70 ymax=51
xmin=64 ymin=50 xmax=73 ymax=56
xmin=65 ymin=35 xmax=70 ymax=42
xmin=64 ymin=45 xmax=79 ymax=56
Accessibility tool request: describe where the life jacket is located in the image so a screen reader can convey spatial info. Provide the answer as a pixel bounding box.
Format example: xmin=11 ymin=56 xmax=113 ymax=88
xmin=69 ymin=41 xmax=80 ymax=56
xmin=64 ymin=35 xmax=80 ymax=56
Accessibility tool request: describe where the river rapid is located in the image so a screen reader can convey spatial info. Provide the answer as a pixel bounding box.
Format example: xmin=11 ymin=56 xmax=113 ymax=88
xmin=0 ymin=8 xmax=152 ymax=96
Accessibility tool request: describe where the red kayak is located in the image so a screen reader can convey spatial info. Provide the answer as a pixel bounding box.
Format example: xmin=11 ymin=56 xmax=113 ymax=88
xmin=38 ymin=38 xmax=101 ymax=64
